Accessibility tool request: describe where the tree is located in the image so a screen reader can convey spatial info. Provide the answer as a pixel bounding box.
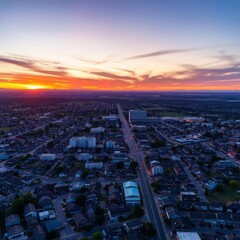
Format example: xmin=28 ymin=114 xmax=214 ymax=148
xmin=82 ymin=169 xmax=89 ymax=179
xmin=151 ymin=182 xmax=161 ymax=192
xmin=76 ymin=195 xmax=86 ymax=207
xmin=116 ymin=161 xmax=124 ymax=169
xmin=229 ymin=180 xmax=239 ymax=189
xmin=215 ymin=184 xmax=224 ymax=192
xmin=55 ymin=165 xmax=64 ymax=174
xmin=133 ymin=205 xmax=144 ymax=218
xmin=95 ymin=206 xmax=105 ymax=225
xmin=130 ymin=161 xmax=138 ymax=170
xmin=92 ymin=232 xmax=103 ymax=240
xmin=142 ymin=222 xmax=156 ymax=237
xmin=11 ymin=192 xmax=37 ymax=214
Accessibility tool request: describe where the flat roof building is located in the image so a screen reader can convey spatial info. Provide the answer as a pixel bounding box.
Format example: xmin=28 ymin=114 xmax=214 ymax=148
xmin=129 ymin=110 xmax=147 ymax=123
xmin=176 ymin=232 xmax=201 ymax=240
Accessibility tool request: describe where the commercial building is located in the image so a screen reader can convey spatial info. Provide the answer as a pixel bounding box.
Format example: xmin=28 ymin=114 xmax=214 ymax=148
xmin=123 ymin=181 xmax=140 ymax=206
xmin=106 ymin=140 xmax=116 ymax=149
xmin=70 ymin=136 xmax=96 ymax=148
xmin=40 ymin=154 xmax=56 ymax=161
xmin=90 ymin=127 xmax=105 ymax=134
xmin=85 ymin=162 xmax=103 ymax=169
xmin=129 ymin=110 xmax=147 ymax=123
xmin=102 ymin=115 xmax=118 ymax=121
xmin=78 ymin=153 xmax=92 ymax=161
xmin=176 ymin=232 xmax=201 ymax=240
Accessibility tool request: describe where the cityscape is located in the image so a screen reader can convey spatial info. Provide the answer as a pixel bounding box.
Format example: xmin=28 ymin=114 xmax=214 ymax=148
xmin=0 ymin=92 xmax=240 ymax=240
xmin=1 ymin=1 xmax=240 ymax=240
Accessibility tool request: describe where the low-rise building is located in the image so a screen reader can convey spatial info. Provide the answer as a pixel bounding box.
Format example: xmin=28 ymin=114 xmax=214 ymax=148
xmin=78 ymin=153 xmax=92 ymax=161
xmin=123 ymin=181 xmax=140 ymax=206
xmin=85 ymin=162 xmax=103 ymax=169
xmin=5 ymin=214 xmax=20 ymax=227
xmin=176 ymin=232 xmax=201 ymax=240
xmin=7 ymin=225 xmax=25 ymax=240
xmin=40 ymin=154 xmax=56 ymax=161
xmin=90 ymin=127 xmax=105 ymax=134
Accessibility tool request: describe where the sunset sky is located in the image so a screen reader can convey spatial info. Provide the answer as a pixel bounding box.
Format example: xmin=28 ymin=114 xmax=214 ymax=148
xmin=1 ymin=0 xmax=240 ymax=91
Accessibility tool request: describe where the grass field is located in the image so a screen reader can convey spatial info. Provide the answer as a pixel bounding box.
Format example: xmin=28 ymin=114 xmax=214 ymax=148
xmin=207 ymin=183 xmax=240 ymax=205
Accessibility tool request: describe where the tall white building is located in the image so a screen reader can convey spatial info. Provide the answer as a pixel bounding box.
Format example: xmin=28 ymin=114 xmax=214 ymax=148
xmin=129 ymin=110 xmax=147 ymax=123
xmin=70 ymin=137 xmax=96 ymax=148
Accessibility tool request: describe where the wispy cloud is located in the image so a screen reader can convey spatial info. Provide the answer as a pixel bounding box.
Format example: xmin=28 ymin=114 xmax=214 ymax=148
xmin=123 ymin=48 xmax=201 ymax=60
xmin=0 ymin=56 xmax=68 ymax=77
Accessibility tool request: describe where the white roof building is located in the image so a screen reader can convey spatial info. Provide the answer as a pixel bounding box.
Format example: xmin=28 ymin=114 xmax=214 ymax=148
xmin=176 ymin=232 xmax=201 ymax=240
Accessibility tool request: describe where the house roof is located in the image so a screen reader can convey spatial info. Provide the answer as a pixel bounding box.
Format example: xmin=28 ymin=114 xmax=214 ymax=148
xmin=5 ymin=214 xmax=20 ymax=226
xmin=24 ymin=203 xmax=37 ymax=215
xmin=7 ymin=224 xmax=24 ymax=238
xmin=44 ymin=219 xmax=62 ymax=232
xmin=73 ymin=213 xmax=89 ymax=225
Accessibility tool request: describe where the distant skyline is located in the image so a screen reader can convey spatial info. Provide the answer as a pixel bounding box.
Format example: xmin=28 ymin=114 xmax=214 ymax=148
xmin=1 ymin=0 xmax=240 ymax=91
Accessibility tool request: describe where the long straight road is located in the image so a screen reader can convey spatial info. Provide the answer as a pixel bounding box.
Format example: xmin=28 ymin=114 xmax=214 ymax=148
xmin=117 ymin=104 xmax=166 ymax=240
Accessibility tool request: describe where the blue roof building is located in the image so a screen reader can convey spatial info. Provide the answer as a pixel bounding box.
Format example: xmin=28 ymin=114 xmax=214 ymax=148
xmin=122 ymin=181 xmax=140 ymax=206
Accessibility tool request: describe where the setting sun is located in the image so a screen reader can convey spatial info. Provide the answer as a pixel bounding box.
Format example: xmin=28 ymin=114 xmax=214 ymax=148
xmin=27 ymin=85 xmax=47 ymax=90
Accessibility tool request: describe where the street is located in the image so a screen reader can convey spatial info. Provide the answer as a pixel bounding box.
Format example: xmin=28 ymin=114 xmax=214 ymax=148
xmin=117 ymin=104 xmax=167 ymax=240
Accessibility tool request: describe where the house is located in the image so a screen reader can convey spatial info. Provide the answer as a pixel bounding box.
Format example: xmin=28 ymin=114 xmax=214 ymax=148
xmin=102 ymin=226 xmax=122 ymax=240
xmin=178 ymin=201 xmax=193 ymax=210
xmin=5 ymin=214 xmax=20 ymax=227
xmin=227 ymin=203 xmax=240 ymax=214
xmin=24 ymin=203 xmax=38 ymax=227
xmin=232 ymin=214 xmax=240 ymax=228
xmin=217 ymin=213 xmax=233 ymax=226
xmin=67 ymin=202 xmax=82 ymax=215
xmin=193 ymin=201 xmax=208 ymax=211
xmin=165 ymin=207 xmax=181 ymax=220
xmin=188 ymin=212 xmax=204 ymax=225
xmin=203 ymin=213 xmax=218 ymax=225
xmin=122 ymin=181 xmax=140 ymax=206
xmin=108 ymin=207 xmax=132 ymax=222
xmin=39 ymin=196 xmax=53 ymax=210
xmin=160 ymin=197 xmax=175 ymax=208
xmin=66 ymin=193 xmax=76 ymax=203
xmin=123 ymin=220 xmax=143 ymax=232
xmin=7 ymin=225 xmax=25 ymax=240
xmin=209 ymin=202 xmax=223 ymax=212
xmin=109 ymin=192 xmax=122 ymax=206
xmin=180 ymin=192 xmax=198 ymax=202
xmin=39 ymin=210 xmax=56 ymax=221
xmin=33 ymin=224 xmax=46 ymax=240
xmin=54 ymin=182 xmax=69 ymax=194
xmin=21 ymin=175 xmax=36 ymax=185
xmin=85 ymin=207 xmax=96 ymax=223
xmin=90 ymin=182 xmax=101 ymax=196
xmin=43 ymin=219 xmax=62 ymax=232
xmin=73 ymin=213 xmax=89 ymax=229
